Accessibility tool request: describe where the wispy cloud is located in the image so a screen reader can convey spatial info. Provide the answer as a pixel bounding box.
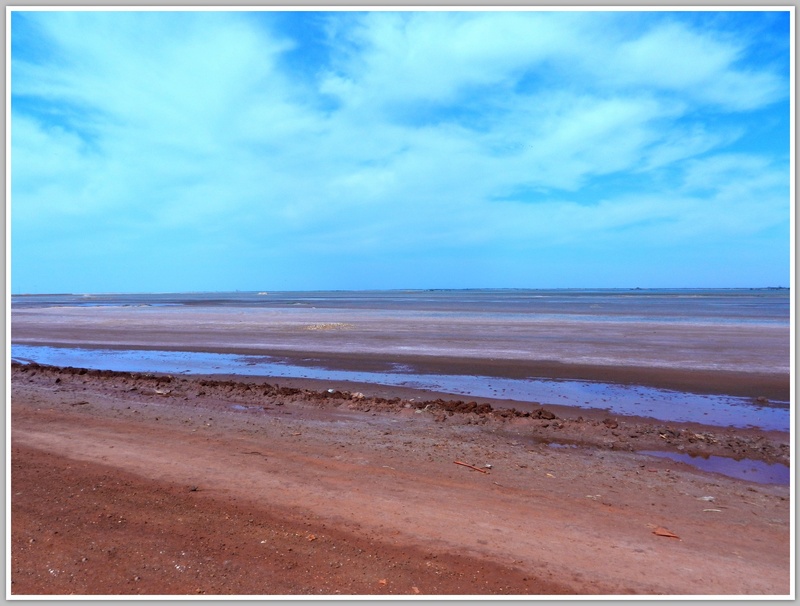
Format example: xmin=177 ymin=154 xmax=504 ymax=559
xmin=10 ymin=9 xmax=791 ymax=292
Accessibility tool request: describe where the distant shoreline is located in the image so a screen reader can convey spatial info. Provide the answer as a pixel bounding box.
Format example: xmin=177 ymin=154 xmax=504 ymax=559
xmin=10 ymin=286 xmax=792 ymax=297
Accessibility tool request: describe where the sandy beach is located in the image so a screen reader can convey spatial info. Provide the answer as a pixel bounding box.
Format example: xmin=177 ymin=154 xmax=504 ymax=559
xmin=10 ymin=360 xmax=790 ymax=596
xmin=10 ymin=293 xmax=793 ymax=596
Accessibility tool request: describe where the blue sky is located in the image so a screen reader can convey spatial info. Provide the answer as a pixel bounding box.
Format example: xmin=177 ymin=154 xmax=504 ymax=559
xmin=10 ymin=9 xmax=791 ymax=293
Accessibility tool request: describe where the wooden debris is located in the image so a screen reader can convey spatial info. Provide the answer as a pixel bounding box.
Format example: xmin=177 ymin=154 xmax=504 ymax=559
xmin=652 ymin=526 xmax=681 ymax=539
xmin=454 ymin=461 xmax=489 ymax=474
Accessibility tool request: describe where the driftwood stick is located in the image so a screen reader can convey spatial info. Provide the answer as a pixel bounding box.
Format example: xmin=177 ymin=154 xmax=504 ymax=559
xmin=454 ymin=460 xmax=489 ymax=474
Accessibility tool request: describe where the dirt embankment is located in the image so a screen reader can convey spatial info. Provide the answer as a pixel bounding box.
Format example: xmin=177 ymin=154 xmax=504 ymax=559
xmin=16 ymin=362 xmax=788 ymax=465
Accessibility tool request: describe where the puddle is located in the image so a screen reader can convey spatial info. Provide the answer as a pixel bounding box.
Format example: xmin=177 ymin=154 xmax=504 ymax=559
xmin=10 ymin=344 xmax=789 ymax=432
xmin=547 ymin=442 xmax=580 ymax=450
xmin=640 ymin=451 xmax=790 ymax=485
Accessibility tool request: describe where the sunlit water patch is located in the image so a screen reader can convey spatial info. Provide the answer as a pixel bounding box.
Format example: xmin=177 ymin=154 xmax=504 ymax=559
xmin=547 ymin=443 xmax=790 ymax=485
xmin=10 ymin=344 xmax=789 ymax=432
xmin=640 ymin=451 xmax=790 ymax=485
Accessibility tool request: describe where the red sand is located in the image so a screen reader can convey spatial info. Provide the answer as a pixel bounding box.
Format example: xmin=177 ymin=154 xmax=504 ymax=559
xmin=10 ymin=363 xmax=791 ymax=596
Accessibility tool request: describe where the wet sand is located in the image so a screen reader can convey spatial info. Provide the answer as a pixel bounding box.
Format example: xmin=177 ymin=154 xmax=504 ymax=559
xmin=11 ymin=305 xmax=790 ymax=400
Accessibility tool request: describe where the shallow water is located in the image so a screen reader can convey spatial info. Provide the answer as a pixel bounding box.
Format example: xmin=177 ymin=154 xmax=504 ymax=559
xmin=11 ymin=344 xmax=789 ymax=432
xmin=640 ymin=451 xmax=790 ymax=485
xmin=546 ymin=443 xmax=790 ymax=485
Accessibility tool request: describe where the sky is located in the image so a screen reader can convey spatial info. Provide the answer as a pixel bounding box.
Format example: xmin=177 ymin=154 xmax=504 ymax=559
xmin=9 ymin=9 xmax=792 ymax=293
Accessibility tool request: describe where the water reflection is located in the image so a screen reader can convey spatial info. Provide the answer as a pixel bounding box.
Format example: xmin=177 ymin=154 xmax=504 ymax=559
xmin=10 ymin=344 xmax=789 ymax=432
xmin=640 ymin=451 xmax=790 ymax=485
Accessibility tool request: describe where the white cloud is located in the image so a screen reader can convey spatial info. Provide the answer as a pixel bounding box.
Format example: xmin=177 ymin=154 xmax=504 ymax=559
xmin=639 ymin=124 xmax=738 ymax=172
xmin=307 ymin=11 xmax=787 ymax=199
xmin=682 ymin=153 xmax=774 ymax=191
xmin=323 ymin=12 xmax=572 ymax=106
xmin=608 ymin=21 xmax=785 ymax=110
xmin=11 ymin=114 xmax=91 ymax=203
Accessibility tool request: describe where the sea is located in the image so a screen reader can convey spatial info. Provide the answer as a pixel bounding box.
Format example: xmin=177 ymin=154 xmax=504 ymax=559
xmin=10 ymin=287 xmax=792 ymax=322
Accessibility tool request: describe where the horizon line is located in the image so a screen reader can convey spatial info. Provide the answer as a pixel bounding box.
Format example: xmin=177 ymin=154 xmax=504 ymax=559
xmin=9 ymin=286 xmax=791 ymax=297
